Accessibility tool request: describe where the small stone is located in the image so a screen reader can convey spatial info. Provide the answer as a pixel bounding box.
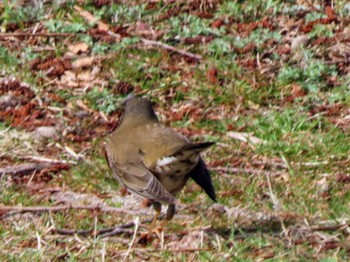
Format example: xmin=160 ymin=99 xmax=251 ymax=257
xmin=206 ymin=203 xmax=227 ymax=217
xmin=32 ymin=126 xmax=57 ymax=141
xmin=291 ymin=35 xmax=309 ymax=50
xmin=0 ymin=94 xmax=20 ymax=110
xmin=75 ymin=110 xmax=90 ymax=118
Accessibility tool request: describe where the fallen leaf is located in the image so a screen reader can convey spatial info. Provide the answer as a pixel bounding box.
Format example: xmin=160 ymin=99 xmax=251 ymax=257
xmin=76 ymin=71 xmax=95 ymax=82
xmin=59 ymin=71 xmax=79 ymax=88
xmin=206 ymin=67 xmax=218 ymax=84
xmin=227 ymin=131 xmax=265 ymax=146
xmin=74 ymin=5 xmax=109 ymax=31
xmin=211 ymin=19 xmax=224 ymax=28
xmin=72 ymin=57 xmax=95 ymax=69
xmin=76 ymin=99 xmax=94 ymax=113
xmin=68 ymin=42 xmax=89 ymax=54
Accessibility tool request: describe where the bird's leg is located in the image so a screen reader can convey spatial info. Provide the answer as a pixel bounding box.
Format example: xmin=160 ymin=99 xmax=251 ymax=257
xmin=138 ymin=202 xmax=162 ymax=244
xmin=147 ymin=204 xmax=175 ymax=242
xmin=138 ymin=204 xmax=176 ymax=244
xmin=149 ymin=202 xmax=161 ymax=233
xmin=159 ymin=204 xmax=176 ymax=229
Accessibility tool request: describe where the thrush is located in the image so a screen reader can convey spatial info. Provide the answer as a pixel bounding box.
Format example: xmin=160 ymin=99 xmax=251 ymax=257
xmin=105 ymin=97 xmax=216 ymax=234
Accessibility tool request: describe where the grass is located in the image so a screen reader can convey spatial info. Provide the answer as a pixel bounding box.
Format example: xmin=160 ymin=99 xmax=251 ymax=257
xmin=0 ymin=0 xmax=350 ymax=260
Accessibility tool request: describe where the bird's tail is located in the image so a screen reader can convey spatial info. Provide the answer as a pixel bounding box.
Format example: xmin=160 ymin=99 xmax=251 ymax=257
xmin=188 ymin=157 xmax=217 ymax=202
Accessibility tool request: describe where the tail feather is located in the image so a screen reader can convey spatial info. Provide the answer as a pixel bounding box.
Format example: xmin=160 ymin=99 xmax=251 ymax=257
xmin=188 ymin=157 xmax=216 ymax=202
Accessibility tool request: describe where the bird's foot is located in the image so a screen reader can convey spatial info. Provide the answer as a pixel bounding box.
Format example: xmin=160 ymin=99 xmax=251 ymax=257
xmin=138 ymin=220 xmax=167 ymax=245
xmin=138 ymin=227 xmax=162 ymax=245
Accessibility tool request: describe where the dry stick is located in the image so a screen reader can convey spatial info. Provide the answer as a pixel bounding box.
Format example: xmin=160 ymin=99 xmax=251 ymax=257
xmin=18 ymin=155 xmax=77 ymax=165
xmin=140 ymin=38 xmax=203 ymax=60
xmin=167 ymin=248 xmax=211 ymax=252
xmin=211 ymin=166 xmax=285 ymax=177
xmin=0 ymin=204 xmax=140 ymax=218
xmin=112 ymin=247 xmax=211 ymax=255
xmin=1 ymin=205 xmax=156 ymax=237
xmin=250 ymin=160 xmax=288 ymax=169
xmin=0 ymin=33 xmax=74 ymax=38
xmin=265 ymin=172 xmax=292 ymax=244
xmin=311 ymin=224 xmax=349 ymax=232
xmin=265 ymin=172 xmax=279 ymax=210
xmin=52 ymin=218 xmax=153 ymax=238
xmin=123 ymin=217 xmax=140 ymax=262
xmin=52 ymin=227 xmax=134 ymax=237
xmin=303 ymin=0 xmax=322 ymax=12
xmin=0 ymin=162 xmax=59 ymax=177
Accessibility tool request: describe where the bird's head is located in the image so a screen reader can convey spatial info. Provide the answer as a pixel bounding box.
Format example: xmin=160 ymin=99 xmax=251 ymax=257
xmin=122 ymin=96 xmax=158 ymax=123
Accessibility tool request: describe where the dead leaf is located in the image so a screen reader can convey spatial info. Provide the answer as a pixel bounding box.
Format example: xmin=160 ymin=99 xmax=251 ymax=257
xmin=74 ymin=5 xmax=109 ymax=31
xmin=76 ymin=71 xmax=95 ymax=82
xmin=68 ymin=42 xmax=89 ymax=54
xmin=291 ymin=84 xmax=306 ymax=97
xmin=58 ymin=71 xmax=79 ymax=88
xmin=206 ymin=67 xmax=218 ymax=84
xmin=72 ymin=57 xmax=95 ymax=69
xmin=127 ymin=21 xmax=164 ymax=40
xmin=166 ymin=230 xmax=219 ymax=250
xmin=211 ymin=19 xmax=224 ymax=28
xmin=227 ymin=131 xmax=265 ymax=146
xmin=76 ymin=99 xmax=94 ymax=113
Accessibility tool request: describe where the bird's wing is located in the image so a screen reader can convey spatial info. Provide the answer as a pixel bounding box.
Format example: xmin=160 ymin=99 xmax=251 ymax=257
xmin=105 ymin=148 xmax=176 ymax=204
xmin=170 ymin=142 xmax=215 ymax=157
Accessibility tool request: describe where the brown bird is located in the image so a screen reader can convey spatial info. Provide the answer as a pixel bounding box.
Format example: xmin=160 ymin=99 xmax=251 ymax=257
xmin=105 ymin=97 xmax=216 ymax=233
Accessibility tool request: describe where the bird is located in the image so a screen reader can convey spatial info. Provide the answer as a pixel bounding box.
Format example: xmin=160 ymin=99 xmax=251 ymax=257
xmin=105 ymin=96 xmax=216 ymax=235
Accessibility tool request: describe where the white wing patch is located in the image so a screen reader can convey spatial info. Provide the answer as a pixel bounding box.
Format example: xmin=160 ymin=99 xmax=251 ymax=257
xmin=157 ymin=156 xmax=178 ymax=166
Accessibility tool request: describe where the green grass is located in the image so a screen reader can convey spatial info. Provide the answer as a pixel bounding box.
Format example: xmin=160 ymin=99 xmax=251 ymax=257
xmin=1 ymin=0 xmax=350 ymax=260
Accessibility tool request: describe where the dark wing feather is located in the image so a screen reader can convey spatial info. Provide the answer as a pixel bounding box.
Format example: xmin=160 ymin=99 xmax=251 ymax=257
xmin=188 ymin=157 xmax=217 ymax=202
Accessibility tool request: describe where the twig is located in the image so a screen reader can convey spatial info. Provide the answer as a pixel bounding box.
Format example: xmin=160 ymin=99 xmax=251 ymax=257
xmin=123 ymin=217 xmax=140 ymax=261
xmin=251 ymin=160 xmax=288 ymax=169
xmin=297 ymin=161 xmax=329 ymax=167
xmin=311 ymin=224 xmax=349 ymax=232
xmin=224 ymin=205 xmax=304 ymax=231
xmin=264 ymin=172 xmax=292 ymax=244
xmin=311 ymin=219 xmax=350 ymax=232
xmin=64 ymin=146 xmax=82 ymax=160
xmin=0 ymin=204 xmax=140 ymax=219
xmin=0 ymin=33 xmax=75 ymax=38
xmin=18 ymin=155 xmax=77 ymax=165
xmin=0 ymin=162 xmax=63 ymax=177
xmin=52 ymin=227 xmax=134 ymax=237
xmin=111 ymin=247 xmax=211 ymax=255
xmin=52 ymin=228 xmax=93 ymax=236
xmin=211 ymin=166 xmax=285 ymax=177
xmin=167 ymin=248 xmax=211 ymax=252
xmin=303 ymin=0 xmax=322 ymax=12
xmin=265 ymin=172 xmax=280 ymax=210
xmin=140 ymin=38 xmax=202 ymax=60
xmin=51 ymin=218 xmax=153 ymax=238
